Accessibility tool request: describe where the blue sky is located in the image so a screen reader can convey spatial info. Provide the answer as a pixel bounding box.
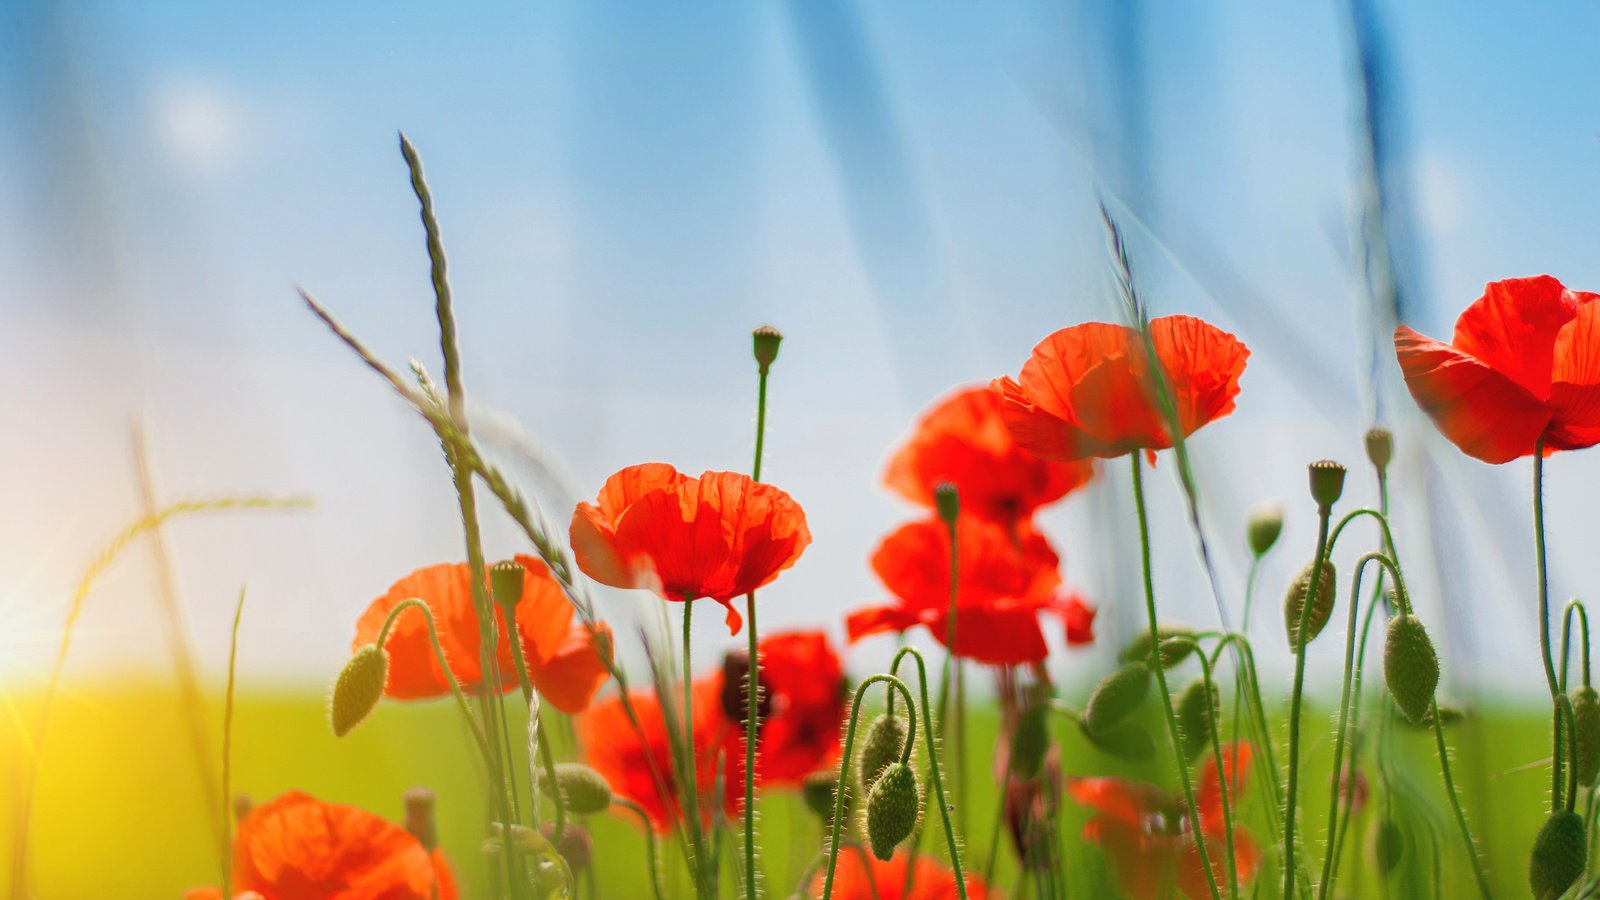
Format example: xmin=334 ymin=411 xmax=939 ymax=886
xmin=4 ymin=1 xmax=1600 ymax=697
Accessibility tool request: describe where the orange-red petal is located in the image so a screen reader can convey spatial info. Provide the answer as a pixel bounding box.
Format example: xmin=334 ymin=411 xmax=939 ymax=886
xmin=1394 ymin=325 xmax=1550 ymax=463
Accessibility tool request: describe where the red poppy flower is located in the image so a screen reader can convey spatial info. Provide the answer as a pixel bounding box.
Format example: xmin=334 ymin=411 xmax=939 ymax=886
xmin=719 ymin=630 xmax=848 ymax=788
xmin=883 ymin=385 xmax=1096 ymax=525
xmin=570 ymin=463 xmax=812 ymax=634
xmin=1394 ymin=275 xmax=1600 ymax=463
xmin=990 ymin=317 xmax=1249 ymax=461
xmin=846 ymin=517 xmax=1095 ymax=664
xmin=578 ymin=679 xmax=738 ymax=831
xmin=352 ymin=556 xmax=611 ymax=714
xmin=185 ymin=790 xmax=458 ymax=900
xmin=812 ymin=850 xmax=990 ymax=899
xmin=1067 ymin=742 xmax=1258 ymax=900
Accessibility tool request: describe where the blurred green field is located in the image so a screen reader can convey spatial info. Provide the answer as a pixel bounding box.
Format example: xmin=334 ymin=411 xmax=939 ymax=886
xmin=0 ymin=679 xmax=1569 ymax=897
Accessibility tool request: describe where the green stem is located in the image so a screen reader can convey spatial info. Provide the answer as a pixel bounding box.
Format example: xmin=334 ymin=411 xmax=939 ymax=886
xmin=615 ymin=798 xmax=667 ymax=900
xmin=1129 ymin=454 xmax=1222 ymax=900
xmin=940 ymin=511 xmax=966 ymax=841
xmin=1432 ymin=697 xmax=1492 ymax=898
xmin=376 ymin=598 xmax=496 ymax=768
xmin=505 ymin=621 xmax=567 ymax=841
xmin=682 ymin=599 xmax=709 ymax=897
xmin=1535 ymin=440 xmax=1566 ymax=815
xmin=220 ymin=588 xmax=246 ymax=900
xmin=821 ymin=674 xmax=918 ymax=899
xmin=1327 ymin=584 xmax=1388 ymax=894
xmin=1174 ymin=637 xmax=1238 ymax=898
xmin=1563 ymin=600 xmax=1592 ymax=690
xmin=891 ymin=648 xmax=970 ymax=900
xmin=744 ymin=360 xmax=771 ymax=900
xmin=1284 ymin=503 xmax=1332 ymax=900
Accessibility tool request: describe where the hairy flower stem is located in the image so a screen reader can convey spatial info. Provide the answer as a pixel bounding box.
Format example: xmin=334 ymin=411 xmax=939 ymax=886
xmin=1432 ymin=698 xmax=1493 ymax=899
xmin=742 ymin=357 xmax=772 ymax=900
xmin=681 ymin=600 xmax=711 ymax=898
xmin=940 ymin=512 xmax=966 ymax=841
xmin=1283 ymin=503 xmax=1332 ymax=900
xmin=504 ymin=627 xmax=567 ymax=842
xmin=1170 ymin=636 xmax=1239 ymax=897
xmin=377 ymin=599 xmax=496 ymax=768
xmin=892 ymin=648 xmax=971 ymax=899
xmin=1535 ymin=441 xmax=1569 ymax=816
xmin=1129 ymin=455 xmax=1222 ymax=900
xmin=615 ymin=798 xmax=668 ymax=900
xmin=821 ymin=675 xmax=919 ymax=899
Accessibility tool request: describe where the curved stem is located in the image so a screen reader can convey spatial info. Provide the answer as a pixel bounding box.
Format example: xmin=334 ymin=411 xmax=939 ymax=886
xmin=1130 ymin=454 xmax=1222 ymax=900
xmin=1209 ymin=634 xmax=1284 ymax=845
xmin=894 ymin=647 xmax=970 ymax=900
xmin=1562 ymin=695 xmax=1582 ymax=813
xmin=1284 ymin=503 xmax=1333 ymax=900
xmin=615 ymin=798 xmax=667 ymax=900
xmin=1563 ymin=600 xmax=1593 ymax=691
xmin=1171 ymin=635 xmax=1238 ymax=897
xmin=821 ymin=674 xmax=918 ymax=899
xmin=376 ymin=598 xmax=495 ymax=764
xmin=1327 ymin=585 xmax=1388 ymax=894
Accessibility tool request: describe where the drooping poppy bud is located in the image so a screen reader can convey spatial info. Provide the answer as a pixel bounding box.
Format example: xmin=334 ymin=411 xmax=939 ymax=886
xmin=1119 ymin=624 xmax=1197 ymax=669
xmin=330 ymin=645 xmax=389 ymax=737
xmin=1010 ymin=703 xmax=1050 ymax=779
xmin=719 ymin=650 xmax=771 ymax=730
xmin=543 ymin=821 xmax=593 ymax=871
xmin=1383 ymin=615 xmax=1440 ymax=725
xmin=403 ymin=787 xmax=438 ymax=851
xmin=1308 ymin=459 xmax=1347 ymax=512
xmin=863 ymin=762 xmax=921 ymax=861
xmin=1177 ymin=678 xmax=1219 ymax=761
xmin=802 ymin=770 xmax=845 ymax=823
xmin=752 ymin=325 xmax=784 ymax=372
xmin=1084 ymin=663 xmax=1151 ymax=735
xmin=1571 ymin=686 xmax=1600 ymax=786
xmin=1365 ymin=427 xmax=1394 ymax=472
xmin=1246 ymin=501 xmax=1284 ymax=558
xmin=1283 ymin=560 xmax=1337 ymax=652
xmin=488 ymin=560 xmax=525 ymax=611
xmin=538 ymin=763 xmax=613 ymax=816
xmin=858 ymin=713 xmax=909 ymax=795
xmin=1530 ymin=810 xmax=1587 ymax=900
xmin=933 ymin=481 xmax=960 ymax=526
xmin=1369 ymin=818 xmax=1404 ymax=873
xmin=1079 ymin=718 xmax=1156 ymax=762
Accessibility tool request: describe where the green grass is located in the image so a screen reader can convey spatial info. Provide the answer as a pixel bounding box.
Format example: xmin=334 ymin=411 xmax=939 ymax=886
xmin=0 ymin=679 xmax=1571 ymax=897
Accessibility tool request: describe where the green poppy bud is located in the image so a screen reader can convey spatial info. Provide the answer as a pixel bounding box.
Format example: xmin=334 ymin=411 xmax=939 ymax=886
xmin=330 ymin=645 xmax=388 ymax=737
xmin=1369 ymin=818 xmax=1404 ymax=873
xmin=1308 ymin=459 xmax=1347 ymax=512
xmin=1246 ymin=502 xmax=1284 ymax=558
xmin=1383 ymin=615 xmax=1440 ymax=725
xmin=1571 ymin=686 xmax=1600 ymax=786
xmin=1284 ymin=560 xmax=1337 ymax=652
xmin=537 ymin=763 xmax=613 ymax=816
xmin=863 ymin=762 xmax=921 ymax=861
xmin=1119 ymin=624 xmax=1197 ymax=669
xmin=1530 ymin=810 xmax=1587 ymax=900
xmin=934 ymin=482 xmax=960 ymax=526
xmin=1084 ymin=663 xmax=1151 ymax=735
xmin=858 ymin=713 xmax=909 ymax=795
xmin=1010 ymin=703 xmax=1050 ymax=779
xmin=752 ymin=325 xmax=784 ymax=371
xmin=1080 ymin=718 xmax=1156 ymax=762
xmin=1177 ymin=678 xmax=1220 ymax=762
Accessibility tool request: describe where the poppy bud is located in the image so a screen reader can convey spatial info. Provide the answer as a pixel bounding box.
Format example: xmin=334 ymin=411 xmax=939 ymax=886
xmin=863 ymin=762 xmax=921 ymax=861
xmin=719 ymin=651 xmax=770 ymax=730
xmin=403 ymin=787 xmax=438 ymax=851
xmin=1571 ymin=686 xmax=1600 ymax=786
xmin=330 ymin=645 xmax=388 ymax=737
xmin=1307 ymin=459 xmax=1347 ymax=512
xmin=1010 ymin=703 xmax=1050 ymax=779
xmin=1084 ymin=663 xmax=1151 ymax=735
xmin=1365 ymin=427 xmax=1394 ymax=472
xmin=753 ymin=325 xmax=784 ymax=372
xmin=1383 ymin=615 xmax=1440 ymax=725
xmin=1368 ymin=818 xmax=1404 ymax=873
xmin=543 ymin=821 xmax=592 ymax=871
xmin=1080 ymin=718 xmax=1156 ymax=762
xmin=1177 ymin=678 xmax=1219 ymax=761
xmin=802 ymin=770 xmax=846 ymax=823
xmin=1119 ymin=625 xmax=1197 ymax=669
xmin=858 ymin=712 xmax=909 ymax=797
xmin=1283 ymin=560 xmax=1337 ymax=652
xmin=537 ymin=763 xmax=613 ymax=816
xmin=1246 ymin=501 xmax=1284 ymax=558
xmin=934 ymin=481 xmax=960 ymax=526
xmin=488 ymin=560 xmax=525 ymax=611
xmin=1530 ymin=810 xmax=1587 ymax=900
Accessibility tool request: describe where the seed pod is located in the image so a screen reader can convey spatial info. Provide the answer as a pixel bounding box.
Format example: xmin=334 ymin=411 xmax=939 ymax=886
xmin=1572 ymin=687 xmax=1600 ymax=786
xmin=488 ymin=560 xmax=525 ymax=611
xmin=1308 ymin=459 xmax=1347 ymax=511
xmin=1010 ymin=703 xmax=1050 ymax=779
xmin=1177 ymin=679 xmax=1220 ymax=761
xmin=1383 ymin=615 xmax=1440 ymax=725
xmin=1283 ymin=560 xmax=1337 ymax=652
xmin=1365 ymin=427 xmax=1394 ymax=471
xmin=858 ymin=713 xmax=909 ymax=794
xmin=1084 ymin=663 xmax=1151 ymax=735
xmin=1080 ymin=719 xmax=1156 ymax=762
xmin=1119 ymin=625 xmax=1198 ymax=669
xmin=1246 ymin=502 xmax=1284 ymax=558
xmin=863 ymin=762 xmax=921 ymax=861
xmin=1368 ymin=818 xmax=1404 ymax=873
xmin=330 ymin=645 xmax=388 ymax=737
xmin=403 ymin=787 xmax=438 ymax=850
xmin=934 ymin=482 xmax=960 ymax=525
xmin=537 ymin=763 xmax=613 ymax=815
xmin=1530 ymin=810 xmax=1587 ymax=900
xmin=752 ymin=325 xmax=784 ymax=371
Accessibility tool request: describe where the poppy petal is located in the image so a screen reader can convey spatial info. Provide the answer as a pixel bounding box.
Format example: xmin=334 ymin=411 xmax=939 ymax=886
xmin=1394 ymin=325 xmax=1551 ymax=463
xmin=926 ymin=603 xmax=1049 ymax=665
xmin=1197 ymin=742 xmax=1252 ymax=829
xmin=1066 ymin=776 xmax=1169 ymax=831
xmin=844 ymin=604 xmax=920 ymax=642
xmin=1054 ymin=592 xmax=1097 ymax=645
xmin=526 ymin=621 xmax=612 ymax=714
xmin=1451 ymin=275 xmax=1578 ymax=400
xmin=1148 ymin=315 xmax=1250 ymax=439
xmin=1550 ymin=300 xmax=1600 ymax=433
xmin=1082 ymin=816 xmax=1171 ymax=900
xmin=991 ymin=376 xmax=1110 ymax=462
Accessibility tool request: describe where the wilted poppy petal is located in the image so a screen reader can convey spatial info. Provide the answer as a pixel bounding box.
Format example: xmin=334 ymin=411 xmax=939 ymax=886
xmin=1395 ymin=325 xmax=1550 ymax=463
xmin=1451 ymin=275 xmax=1578 ymax=400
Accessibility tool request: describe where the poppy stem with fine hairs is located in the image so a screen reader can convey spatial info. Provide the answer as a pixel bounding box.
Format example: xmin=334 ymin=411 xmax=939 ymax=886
xmin=744 ymin=324 xmax=781 ymax=900
xmin=1282 ymin=471 xmax=1335 ymax=900
xmin=888 ymin=646 xmax=970 ymax=900
xmin=820 ymin=674 xmax=918 ymax=900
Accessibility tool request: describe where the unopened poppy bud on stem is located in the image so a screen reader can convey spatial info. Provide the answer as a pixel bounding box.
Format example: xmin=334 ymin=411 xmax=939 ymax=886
xmin=330 ymin=645 xmax=388 ymax=737
xmin=752 ymin=325 xmax=783 ymax=372
xmin=858 ymin=713 xmax=909 ymax=794
xmin=863 ymin=761 xmax=921 ymax=860
xmin=1308 ymin=459 xmax=1347 ymax=512
xmin=543 ymin=821 xmax=592 ymax=871
xmin=933 ymin=481 xmax=960 ymax=525
xmin=1284 ymin=560 xmax=1337 ymax=652
xmin=1365 ymin=427 xmax=1394 ymax=472
xmin=537 ymin=763 xmax=613 ymax=816
xmin=403 ymin=787 xmax=438 ymax=851
xmin=1084 ymin=663 xmax=1151 ymax=735
xmin=1246 ymin=501 xmax=1283 ymax=558
xmin=1530 ymin=810 xmax=1587 ymax=900
xmin=1383 ymin=614 xmax=1440 ymax=725
xmin=1572 ymin=686 xmax=1600 ymax=785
